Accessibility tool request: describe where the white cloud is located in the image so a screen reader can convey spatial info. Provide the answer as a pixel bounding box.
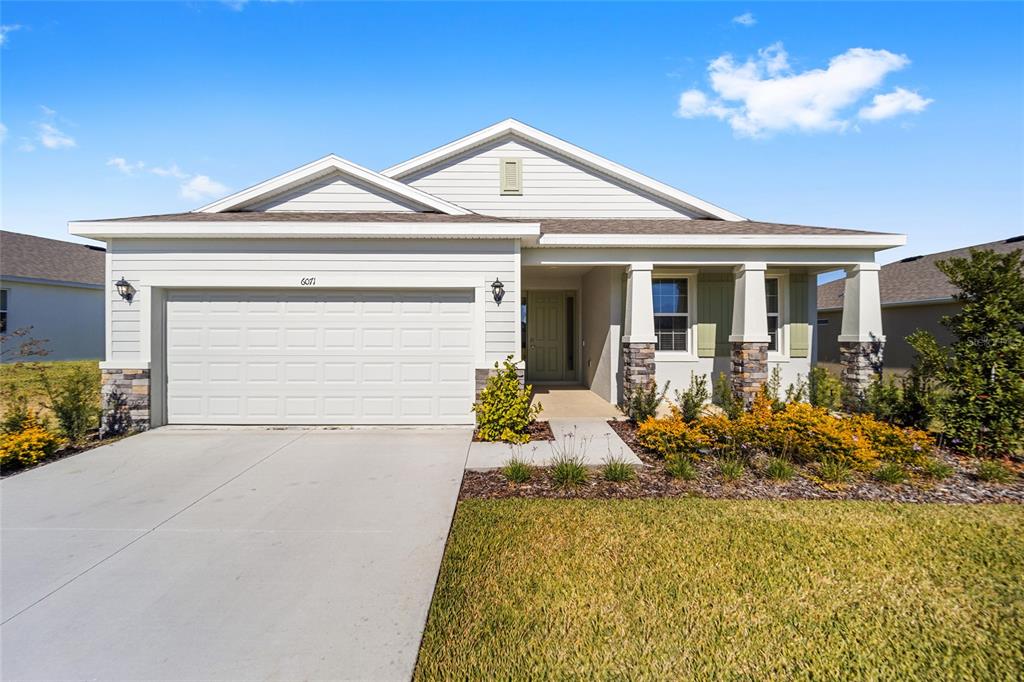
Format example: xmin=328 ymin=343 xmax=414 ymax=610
xmin=858 ymin=87 xmax=933 ymax=121
xmin=676 ymin=42 xmax=930 ymax=137
xmin=180 ymin=175 xmax=229 ymax=201
xmin=18 ymin=138 xmax=35 ymax=152
xmin=107 ymin=157 xmax=146 ymax=175
xmin=0 ymin=122 xmax=7 ymax=144
xmin=732 ymin=12 xmax=756 ymax=27
xmin=150 ymin=163 xmax=188 ymax=179
xmin=37 ymin=121 xmax=76 ymax=149
xmin=0 ymin=24 xmax=22 ymax=46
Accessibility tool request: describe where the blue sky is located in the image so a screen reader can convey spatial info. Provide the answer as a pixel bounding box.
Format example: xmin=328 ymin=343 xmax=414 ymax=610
xmin=2 ymin=1 xmax=1022 ymax=266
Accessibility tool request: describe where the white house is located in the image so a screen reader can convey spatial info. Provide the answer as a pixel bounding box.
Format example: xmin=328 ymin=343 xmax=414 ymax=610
xmin=70 ymin=119 xmax=903 ymax=430
xmin=0 ymin=231 xmax=106 ymax=362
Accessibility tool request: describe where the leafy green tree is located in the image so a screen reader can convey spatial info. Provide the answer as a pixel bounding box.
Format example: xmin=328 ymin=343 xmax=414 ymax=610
xmin=908 ymin=248 xmax=1024 ymax=456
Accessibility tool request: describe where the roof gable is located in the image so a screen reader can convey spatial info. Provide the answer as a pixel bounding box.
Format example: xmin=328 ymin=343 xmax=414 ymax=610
xmin=194 ymin=155 xmax=472 ymax=215
xmin=381 ymin=119 xmax=745 ymax=221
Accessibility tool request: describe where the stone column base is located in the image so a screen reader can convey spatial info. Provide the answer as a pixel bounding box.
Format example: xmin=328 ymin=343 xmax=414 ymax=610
xmin=730 ymin=342 xmax=768 ymax=408
xmin=622 ymin=342 xmax=656 ymax=398
xmin=100 ymin=368 xmax=151 ymax=437
xmin=839 ymin=340 xmax=884 ymax=397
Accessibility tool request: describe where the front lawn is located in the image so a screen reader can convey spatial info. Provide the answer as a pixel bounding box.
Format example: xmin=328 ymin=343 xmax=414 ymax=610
xmin=0 ymin=360 xmax=100 ymax=416
xmin=416 ymin=499 xmax=1023 ymax=680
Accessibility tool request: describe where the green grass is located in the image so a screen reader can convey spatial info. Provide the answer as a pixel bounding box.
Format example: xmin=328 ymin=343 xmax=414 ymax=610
xmin=416 ymin=499 xmax=1024 ymax=680
xmin=0 ymin=360 xmax=100 ymax=416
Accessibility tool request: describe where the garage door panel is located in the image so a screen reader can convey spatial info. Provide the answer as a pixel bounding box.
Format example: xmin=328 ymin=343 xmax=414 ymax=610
xmin=166 ymin=290 xmax=476 ymax=425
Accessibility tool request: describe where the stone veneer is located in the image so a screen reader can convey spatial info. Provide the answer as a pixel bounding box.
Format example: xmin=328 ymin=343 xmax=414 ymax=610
xmin=100 ymin=368 xmax=151 ymax=437
xmin=839 ymin=340 xmax=884 ymax=397
xmin=622 ymin=342 xmax=656 ymax=398
xmin=730 ymin=342 xmax=768 ymax=407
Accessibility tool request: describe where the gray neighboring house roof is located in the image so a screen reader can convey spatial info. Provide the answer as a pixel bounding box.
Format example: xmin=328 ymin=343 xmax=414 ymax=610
xmin=818 ymin=235 xmax=1024 ymax=310
xmin=0 ymin=230 xmax=106 ymax=286
xmin=85 ymin=212 xmax=889 ymax=237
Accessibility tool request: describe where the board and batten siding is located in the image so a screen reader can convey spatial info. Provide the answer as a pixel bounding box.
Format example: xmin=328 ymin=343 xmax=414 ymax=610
xmin=401 ymin=138 xmax=700 ymax=218
xmin=246 ymin=171 xmax=421 ymax=213
xmin=106 ymin=238 xmax=518 ymax=367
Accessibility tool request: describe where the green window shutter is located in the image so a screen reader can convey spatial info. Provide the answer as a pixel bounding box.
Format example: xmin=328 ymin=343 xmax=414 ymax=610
xmin=697 ymin=274 xmax=733 ymax=357
xmin=789 ymin=272 xmax=810 ymax=357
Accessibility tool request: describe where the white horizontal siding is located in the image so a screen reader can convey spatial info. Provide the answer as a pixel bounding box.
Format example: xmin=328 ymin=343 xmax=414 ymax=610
xmin=107 ymin=238 xmax=518 ymax=367
xmin=248 ymin=171 xmax=419 ymax=213
xmin=403 ymin=138 xmax=699 ymax=218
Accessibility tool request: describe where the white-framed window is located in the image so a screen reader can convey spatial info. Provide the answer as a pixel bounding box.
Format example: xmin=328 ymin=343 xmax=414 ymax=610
xmin=653 ymin=277 xmax=690 ymax=352
xmin=765 ymin=277 xmax=780 ymax=351
xmin=0 ymin=288 xmax=8 ymax=334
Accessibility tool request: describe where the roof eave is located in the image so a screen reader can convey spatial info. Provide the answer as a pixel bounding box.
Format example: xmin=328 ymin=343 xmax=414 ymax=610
xmin=535 ymin=233 xmax=907 ymax=249
xmin=68 ymin=220 xmax=541 ymax=240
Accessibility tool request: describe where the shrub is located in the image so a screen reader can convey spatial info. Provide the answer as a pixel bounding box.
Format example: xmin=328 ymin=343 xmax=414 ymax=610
xmin=761 ymin=367 xmax=784 ymax=410
xmin=675 ymin=372 xmax=709 ymax=423
xmin=784 ymin=376 xmax=808 ymax=405
xmin=808 ymin=367 xmax=843 ymax=410
xmin=39 ymin=365 xmax=100 ymax=446
xmin=0 ymin=411 xmax=65 ymax=470
xmin=873 ymin=462 xmax=907 ymax=484
xmin=472 ymin=356 xmax=541 ymax=444
xmin=908 ymin=248 xmax=1024 ymax=456
xmin=665 ymin=454 xmax=697 ymax=480
xmin=764 ymin=457 xmax=795 ymax=481
xmin=818 ymin=458 xmax=852 ymax=484
xmin=920 ymin=458 xmax=954 ymax=480
xmin=602 ymin=456 xmax=636 ymax=483
xmin=712 ymin=372 xmax=742 ymax=419
xmin=717 ymin=457 xmax=745 ymax=482
xmin=502 ymin=457 xmax=533 ymax=484
xmin=550 ymin=454 xmax=588 ymax=488
xmin=847 ymin=415 xmax=932 ymax=465
xmin=975 ymin=460 xmax=1015 ymax=484
xmin=636 ymin=414 xmax=710 ymax=459
xmin=769 ymin=402 xmax=876 ymax=467
xmin=1 ymin=383 xmax=32 ymax=434
xmin=620 ymin=379 xmax=668 ymax=423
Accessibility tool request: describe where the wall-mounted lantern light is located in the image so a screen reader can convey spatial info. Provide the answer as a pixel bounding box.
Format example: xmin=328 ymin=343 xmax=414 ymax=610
xmin=115 ymin=276 xmax=135 ymax=303
xmin=491 ymin=277 xmax=506 ymax=304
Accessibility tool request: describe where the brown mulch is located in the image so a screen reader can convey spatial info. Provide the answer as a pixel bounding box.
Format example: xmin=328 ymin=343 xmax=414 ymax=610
xmin=472 ymin=420 xmax=554 ymax=443
xmin=0 ymin=431 xmax=132 ymax=479
xmin=460 ymin=420 xmax=1024 ymax=504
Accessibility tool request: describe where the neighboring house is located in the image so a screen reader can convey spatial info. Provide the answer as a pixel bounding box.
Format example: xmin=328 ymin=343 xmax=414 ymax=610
xmin=0 ymin=231 xmax=106 ymax=362
xmin=70 ymin=119 xmax=904 ymax=429
xmin=817 ymin=235 xmax=1024 ymax=372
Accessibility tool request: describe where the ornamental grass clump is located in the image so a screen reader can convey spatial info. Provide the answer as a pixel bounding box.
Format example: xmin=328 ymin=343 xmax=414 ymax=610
xmin=501 ymin=457 xmax=533 ymax=484
xmin=472 ymin=356 xmax=541 ymax=444
xmin=716 ymin=456 xmax=745 ymax=483
xmin=873 ymin=462 xmax=908 ymax=485
xmin=602 ymin=455 xmax=636 ymax=483
xmin=764 ymin=457 xmax=795 ymax=481
xmin=975 ymin=460 xmax=1015 ymax=484
xmin=818 ymin=457 xmax=852 ymax=484
xmin=920 ymin=458 xmax=955 ymax=480
xmin=665 ymin=454 xmax=697 ymax=480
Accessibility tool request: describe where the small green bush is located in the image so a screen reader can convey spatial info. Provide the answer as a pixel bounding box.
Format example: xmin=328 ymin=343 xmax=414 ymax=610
xmin=873 ymin=462 xmax=907 ymax=485
xmin=1 ymin=382 xmax=32 ymax=434
xmin=808 ymin=367 xmax=843 ymax=410
xmin=502 ymin=457 xmax=533 ymax=484
xmin=550 ymin=454 xmax=588 ymax=488
xmin=975 ymin=460 xmax=1015 ymax=484
xmin=675 ymin=372 xmax=709 ymax=423
xmin=620 ymin=379 xmax=668 ymax=423
xmin=40 ymin=365 xmax=100 ymax=446
xmin=717 ymin=457 xmax=744 ymax=483
xmin=712 ymin=372 xmax=742 ymax=419
xmin=764 ymin=457 xmax=795 ymax=481
xmin=472 ymin=356 xmax=541 ymax=444
xmin=818 ymin=458 xmax=852 ymax=484
xmin=920 ymin=458 xmax=954 ymax=480
xmin=602 ymin=456 xmax=636 ymax=483
xmin=665 ymin=454 xmax=697 ymax=480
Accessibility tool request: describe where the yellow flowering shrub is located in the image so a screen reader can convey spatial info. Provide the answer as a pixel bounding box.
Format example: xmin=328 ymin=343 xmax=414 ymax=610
xmin=637 ymin=411 xmax=710 ymax=458
xmin=847 ymin=415 xmax=933 ymax=465
xmin=0 ymin=411 xmax=65 ymax=470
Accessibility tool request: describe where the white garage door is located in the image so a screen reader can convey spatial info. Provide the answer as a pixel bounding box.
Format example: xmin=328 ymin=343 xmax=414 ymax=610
xmin=165 ymin=289 xmax=476 ymax=425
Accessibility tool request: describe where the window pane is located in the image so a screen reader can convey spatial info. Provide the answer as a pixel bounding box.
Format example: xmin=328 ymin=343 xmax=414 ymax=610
xmin=652 ymin=279 xmax=687 ymax=314
xmin=767 ymin=315 xmax=779 ymax=352
xmin=765 ymin=278 xmax=779 ymax=314
xmin=655 ymin=315 xmax=688 ymax=352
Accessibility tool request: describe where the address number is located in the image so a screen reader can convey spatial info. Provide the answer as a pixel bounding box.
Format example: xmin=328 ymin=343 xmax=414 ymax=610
xmin=300 ymin=277 xmax=317 ymax=286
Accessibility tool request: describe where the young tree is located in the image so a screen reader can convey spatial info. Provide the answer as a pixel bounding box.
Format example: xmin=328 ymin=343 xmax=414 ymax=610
xmin=908 ymin=248 xmax=1024 ymax=456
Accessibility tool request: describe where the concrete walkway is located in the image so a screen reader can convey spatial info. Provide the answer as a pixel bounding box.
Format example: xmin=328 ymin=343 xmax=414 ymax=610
xmin=530 ymin=385 xmax=623 ymax=420
xmin=465 ymin=418 xmax=642 ymax=471
xmin=1 ymin=426 xmax=471 ymax=681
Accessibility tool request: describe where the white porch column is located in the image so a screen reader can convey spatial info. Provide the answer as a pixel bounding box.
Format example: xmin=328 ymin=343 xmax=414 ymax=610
xmin=621 ymin=263 xmax=656 ymax=398
xmin=838 ymin=262 xmax=885 ymax=394
xmin=729 ymin=263 xmax=769 ymax=406
xmin=622 ymin=263 xmax=655 ymax=343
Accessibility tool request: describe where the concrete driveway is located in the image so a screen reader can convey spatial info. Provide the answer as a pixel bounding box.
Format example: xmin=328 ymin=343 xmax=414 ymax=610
xmin=1 ymin=427 xmax=471 ymax=681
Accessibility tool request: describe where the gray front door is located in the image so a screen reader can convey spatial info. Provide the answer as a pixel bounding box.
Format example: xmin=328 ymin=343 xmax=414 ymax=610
xmin=526 ymin=291 xmax=575 ymax=383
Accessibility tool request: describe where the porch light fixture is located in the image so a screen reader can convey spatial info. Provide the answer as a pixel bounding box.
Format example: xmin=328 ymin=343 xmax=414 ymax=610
xmin=115 ymin=276 xmax=135 ymax=303
xmin=491 ymin=277 xmax=506 ymax=304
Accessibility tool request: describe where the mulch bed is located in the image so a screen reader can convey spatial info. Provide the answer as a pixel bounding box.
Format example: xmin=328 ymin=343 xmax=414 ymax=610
xmin=460 ymin=420 xmax=1024 ymax=504
xmin=1 ymin=431 xmax=131 ymax=479
xmin=472 ymin=420 xmax=554 ymax=443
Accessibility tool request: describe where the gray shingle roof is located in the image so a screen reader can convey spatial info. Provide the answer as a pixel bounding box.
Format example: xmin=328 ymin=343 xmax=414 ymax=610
xmin=0 ymin=231 xmax=105 ymax=286
xmin=817 ymin=236 xmax=1024 ymax=309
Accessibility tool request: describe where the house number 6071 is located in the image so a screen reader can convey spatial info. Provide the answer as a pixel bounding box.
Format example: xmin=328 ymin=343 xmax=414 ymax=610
xmin=300 ymin=277 xmax=316 ymax=286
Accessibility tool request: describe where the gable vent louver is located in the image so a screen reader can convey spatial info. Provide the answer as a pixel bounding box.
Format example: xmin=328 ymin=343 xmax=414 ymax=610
xmin=499 ymin=158 xmax=522 ymax=195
